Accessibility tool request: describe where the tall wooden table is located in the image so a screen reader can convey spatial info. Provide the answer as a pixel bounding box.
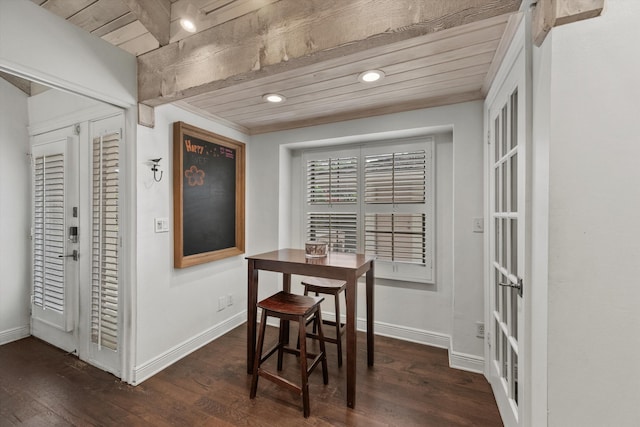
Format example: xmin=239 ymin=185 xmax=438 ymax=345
xmin=246 ymin=248 xmax=375 ymax=409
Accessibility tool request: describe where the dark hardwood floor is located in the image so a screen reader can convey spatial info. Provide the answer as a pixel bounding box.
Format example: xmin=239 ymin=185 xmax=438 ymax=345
xmin=0 ymin=324 xmax=502 ymax=426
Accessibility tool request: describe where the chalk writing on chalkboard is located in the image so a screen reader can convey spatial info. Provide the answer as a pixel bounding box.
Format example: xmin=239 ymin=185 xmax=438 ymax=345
xmin=173 ymin=122 xmax=245 ymax=268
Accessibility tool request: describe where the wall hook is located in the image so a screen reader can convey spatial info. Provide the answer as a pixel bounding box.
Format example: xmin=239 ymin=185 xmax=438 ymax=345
xmin=151 ymin=158 xmax=163 ymax=182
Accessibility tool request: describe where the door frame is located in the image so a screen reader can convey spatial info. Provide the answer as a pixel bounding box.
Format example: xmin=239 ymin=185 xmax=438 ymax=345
xmin=483 ymin=10 xmax=533 ymax=427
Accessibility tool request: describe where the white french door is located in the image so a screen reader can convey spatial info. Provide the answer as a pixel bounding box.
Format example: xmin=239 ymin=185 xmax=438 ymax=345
xmin=79 ymin=114 xmax=123 ymax=376
xmin=31 ymin=113 xmax=123 ymax=378
xmin=486 ymin=17 xmax=528 ymax=427
xmin=31 ymin=126 xmax=80 ymax=353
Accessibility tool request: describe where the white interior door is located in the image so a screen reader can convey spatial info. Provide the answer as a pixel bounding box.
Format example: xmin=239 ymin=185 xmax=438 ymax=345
xmin=486 ymin=18 xmax=528 ymax=427
xmin=78 ymin=114 xmax=123 ymax=376
xmin=31 ymin=126 xmax=80 ymax=353
xmin=31 ymin=113 xmax=123 ymax=378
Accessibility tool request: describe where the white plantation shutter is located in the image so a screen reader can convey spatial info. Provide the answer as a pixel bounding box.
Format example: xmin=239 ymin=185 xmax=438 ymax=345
xmin=33 ymin=154 xmax=66 ymax=313
xmin=91 ymin=132 xmax=120 ymax=351
xmin=305 ymin=153 xmax=359 ymax=253
xmin=365 ymin=213 xmax=426 ymax=264
xmin=364 ymin=149 xmax=429 ymax=269
xmin=364 ymin=151 xmax=426 ymax=204
xmin=307 ymin=156 xmax=358 ymax=204
xmin=307 ymin=212 xmax=358 ymax=252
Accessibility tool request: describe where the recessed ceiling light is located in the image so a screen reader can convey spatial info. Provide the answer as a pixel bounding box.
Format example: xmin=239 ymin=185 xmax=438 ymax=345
xmin=263 ymin=93 xmax=286 ymax=103
xmin=358 ymin=70 xmax=385 ymax=83
xmin=180 ymin=3 xmax=199 ymax=33
xmin=180 ymin=18 xmax=197 ymax=33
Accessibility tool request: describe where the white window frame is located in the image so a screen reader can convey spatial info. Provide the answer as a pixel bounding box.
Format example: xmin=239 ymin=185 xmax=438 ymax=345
xmin=302 ymin=137 xmax=435 ymax=283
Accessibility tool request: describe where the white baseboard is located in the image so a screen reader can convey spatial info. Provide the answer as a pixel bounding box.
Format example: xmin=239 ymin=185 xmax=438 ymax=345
xmin=329 ymin=312 xmax=483 ymax=372
xmin=0 ymin=325 xmax=30 ymax=345
xmin=449 ymin=350 xmax=484 ymax=374
xmin=365 ymin=318 xmax=450 ymax=349
xmin=132 ymin=311 xmax=246 ymax=385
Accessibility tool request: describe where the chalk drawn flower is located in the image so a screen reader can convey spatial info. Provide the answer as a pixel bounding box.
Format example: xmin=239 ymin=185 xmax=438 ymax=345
xmin=184 ymin=165 xmax=205 ymax=186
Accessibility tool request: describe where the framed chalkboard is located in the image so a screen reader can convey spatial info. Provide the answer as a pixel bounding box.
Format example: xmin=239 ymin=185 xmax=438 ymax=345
xmin=173 ymin=121 xmax=245 ymax=268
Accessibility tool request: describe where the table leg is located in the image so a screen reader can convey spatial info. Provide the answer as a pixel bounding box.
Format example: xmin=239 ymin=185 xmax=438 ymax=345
xmin=366 ymin=262 xmax=375 ymax=367
xmin=247 ymin=260 xmax=258 ymax=374
xmin=282 ymin=273 xmax=291 ymax=345
xmin=345 ymin=272 xmax=357 ymax=408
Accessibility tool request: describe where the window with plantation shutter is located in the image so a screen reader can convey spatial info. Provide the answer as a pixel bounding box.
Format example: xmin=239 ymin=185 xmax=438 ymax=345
xmin=33 ymin=153 xmax=67 ymax=315
xmin=364 ymin=142 xmax=433 ymax=282
xmin=365 ymin=213 xmax=426 ymax=264
xmin=365 ymin=151 xmax=426 ymax=204
xmin=307 ymin=156 xmax=358 ymax=204
xmin=307 ymin=212 xmax=358 ymax=252
xmin=91 ymin=132 xmax=120 ymax=351
xmin=305 ymin=151 xmax=359 ymax=253
xmin=303 ymin=138 xmax=434 ymax=283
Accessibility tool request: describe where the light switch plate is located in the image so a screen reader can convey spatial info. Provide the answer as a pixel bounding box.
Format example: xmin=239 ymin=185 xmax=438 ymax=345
xmin=154 ymin=217 xmax=169 ymax=233
xmin=472 ymin=217 xmax=484 ymax=233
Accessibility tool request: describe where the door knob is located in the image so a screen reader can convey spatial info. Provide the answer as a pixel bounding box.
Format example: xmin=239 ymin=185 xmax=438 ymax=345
xmin=498 ymin=277 xmax=523 ymax=297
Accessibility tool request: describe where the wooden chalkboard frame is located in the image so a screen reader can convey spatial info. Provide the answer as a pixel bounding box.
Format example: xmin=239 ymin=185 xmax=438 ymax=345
xmin=173 ymin=121 xmax=245 ymax=268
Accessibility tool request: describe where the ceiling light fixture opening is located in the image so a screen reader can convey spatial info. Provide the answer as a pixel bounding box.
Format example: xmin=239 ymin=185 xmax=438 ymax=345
xmin=180 ymin=3 xmax=199 ymax=33
xmin=358 ymin=70 xmax=385 ymax=83
xmin=263 ymin=93 xmax=286 ymax=103
xmin=180 ymin=18 xmax=197 ymax=32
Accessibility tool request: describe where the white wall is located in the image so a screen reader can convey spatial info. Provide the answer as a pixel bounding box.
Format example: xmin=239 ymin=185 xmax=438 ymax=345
xmin=133 ymin=104 xmax=250 ymax=383
xmin=0 ymin=78 xmax=31 ymax=344
xmin=535 ymin=1 xmax=640 ymax=424
xmin=0 ymin=0 xmax=136 ymax=107
xmin=249 ymin=101 xmax=486 ymax=367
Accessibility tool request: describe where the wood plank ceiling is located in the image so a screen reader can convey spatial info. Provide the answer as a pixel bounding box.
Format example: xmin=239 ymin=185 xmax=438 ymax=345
xmin=26 ymin=0 xmax=523 ymax=134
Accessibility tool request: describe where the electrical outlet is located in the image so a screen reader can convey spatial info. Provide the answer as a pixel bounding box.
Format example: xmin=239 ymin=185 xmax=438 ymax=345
xmin=476 ymin=321 xmax=485 ymax=339
xmin=227 ymin=294 xmax=233 ymax=306
xmin=218 ymin=296 xmax=226 ymax=311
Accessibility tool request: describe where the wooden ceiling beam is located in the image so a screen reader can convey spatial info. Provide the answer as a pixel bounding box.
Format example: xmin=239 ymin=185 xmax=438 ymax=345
xmin=122 ymin=0 xmax=172 ymax=46
xmin=533 ymin=0 xmax=605 ymax=46
xmin=138 ymin=0 xmax=522 ymax=107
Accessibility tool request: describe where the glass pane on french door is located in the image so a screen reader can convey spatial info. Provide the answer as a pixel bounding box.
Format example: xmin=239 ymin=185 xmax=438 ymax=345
xmin=491 ymin=87 xmax=521 ymax=414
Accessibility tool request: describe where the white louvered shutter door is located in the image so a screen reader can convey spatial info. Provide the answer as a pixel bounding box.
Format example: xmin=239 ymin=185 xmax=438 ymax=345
xmin=91 ymin=132 xmax=120 ymax=351
xmin=32 ymin=138 xmax=74 ymax=331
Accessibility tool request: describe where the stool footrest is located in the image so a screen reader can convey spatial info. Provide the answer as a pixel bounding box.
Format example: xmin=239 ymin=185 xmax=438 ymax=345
xmin=260 ymin=343 xmax=280 ymax=364
xmin=281 ymin=345 xmax=321 ymax=360
xmin=258 ymin=369 xmax=302 ymax=395
xmin=307 ymin=332 xmax=340 ymax=345
xmin=307 ymin=354 xmax=324 ymax=376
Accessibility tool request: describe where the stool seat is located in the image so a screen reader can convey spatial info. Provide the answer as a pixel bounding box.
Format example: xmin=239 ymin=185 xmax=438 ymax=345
xmin=301 ymin=277 xmax=347 ymax=294
xmin=300 ymin=276 xmax=347 ymax=367
xmin=258 ymin=291 xmax=324 ymax=316
xmin=250 ymin=291 xmax=328 ymax=418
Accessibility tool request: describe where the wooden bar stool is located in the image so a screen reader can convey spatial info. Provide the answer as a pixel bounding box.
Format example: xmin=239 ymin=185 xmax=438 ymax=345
xmin=250 ymin=291 xmax=328 ymax=418
xmin=300 ymin=277 xmax=347 ymax=367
